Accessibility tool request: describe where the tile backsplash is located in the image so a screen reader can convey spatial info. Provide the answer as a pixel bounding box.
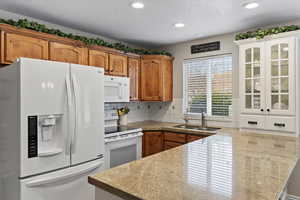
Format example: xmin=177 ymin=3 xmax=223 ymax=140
xmin=105 ymin=98 xmax=239 ymax=128
xmin=105 ymin=102 xmax=151 ymax=123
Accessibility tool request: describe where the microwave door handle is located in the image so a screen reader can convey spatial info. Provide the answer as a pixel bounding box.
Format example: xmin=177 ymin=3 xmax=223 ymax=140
xmin=71 ymin=75 xmax=80 ymax=154
xmin=118 ymin=83 xmax=122 ymax=100
xmin=65 ymin=74 xmax=73 ymax=154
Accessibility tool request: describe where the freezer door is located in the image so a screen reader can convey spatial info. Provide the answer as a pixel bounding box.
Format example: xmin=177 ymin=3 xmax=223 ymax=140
xmin=70 ymin=64 xmax=104 ymax=165
xmin=20 ymin=159 xmax=104 ymax=200
xmin=20 ymin=58 xmax=71 ymax=178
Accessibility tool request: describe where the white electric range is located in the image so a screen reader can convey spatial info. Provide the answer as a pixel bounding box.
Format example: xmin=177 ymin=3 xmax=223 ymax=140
xmin=104 ymin=110 xmax=143 ymax=169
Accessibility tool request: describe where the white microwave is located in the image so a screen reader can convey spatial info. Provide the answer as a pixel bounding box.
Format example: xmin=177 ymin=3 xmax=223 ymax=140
xmin=104 ymin=75 xmax=130 ymax=102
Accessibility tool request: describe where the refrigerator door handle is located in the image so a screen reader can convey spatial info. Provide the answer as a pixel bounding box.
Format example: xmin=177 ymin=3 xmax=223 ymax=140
xmin=66 ymin=74 xmax=74 ymax=154
xmin=25 ymin=161 xmax=103 ymax=188
xmin=71 ymin=74 xmax=80 ymax=154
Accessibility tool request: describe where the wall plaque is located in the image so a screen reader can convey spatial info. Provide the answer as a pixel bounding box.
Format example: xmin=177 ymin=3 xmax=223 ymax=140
xmin=191 ymin=41 xmax=220 ymax=54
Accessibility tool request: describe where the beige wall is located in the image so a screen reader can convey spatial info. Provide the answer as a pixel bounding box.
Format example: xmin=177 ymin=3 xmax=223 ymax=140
xmin=163 ymin=33 xmax=239 ymax=99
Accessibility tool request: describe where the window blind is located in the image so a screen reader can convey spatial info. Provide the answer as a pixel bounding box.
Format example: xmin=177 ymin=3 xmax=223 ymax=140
xmin=184 ymin=55 xmax=233 ymax=117
xmin=187 ymin=136 xmax=233 ymax=198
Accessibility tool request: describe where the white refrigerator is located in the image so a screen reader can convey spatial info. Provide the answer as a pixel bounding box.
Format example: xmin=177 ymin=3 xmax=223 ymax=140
xmin=0 ymin=58 xmax=105 ymax=200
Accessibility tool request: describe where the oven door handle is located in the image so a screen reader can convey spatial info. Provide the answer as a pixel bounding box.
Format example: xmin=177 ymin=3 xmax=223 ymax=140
xmin=105 ymin=132 xmax=143 ymax=144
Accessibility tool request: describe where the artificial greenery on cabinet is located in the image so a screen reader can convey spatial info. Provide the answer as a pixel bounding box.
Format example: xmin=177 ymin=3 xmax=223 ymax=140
xmin=0 ymin=18 xmax=172 ymax=56
xmin=235 ymin=25 xmax=300 ymax=41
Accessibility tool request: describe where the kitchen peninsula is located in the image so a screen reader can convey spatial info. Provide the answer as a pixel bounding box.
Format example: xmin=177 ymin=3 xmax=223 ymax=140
xmin=89 ymin=127 xmax=300 ymax=200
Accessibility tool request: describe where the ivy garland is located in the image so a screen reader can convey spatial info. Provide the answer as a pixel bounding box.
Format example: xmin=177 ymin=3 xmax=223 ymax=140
xmin=235 ymin=25 xmax=300 ymax=41
xmin=0 ymin=18 xmax=172 ymax=56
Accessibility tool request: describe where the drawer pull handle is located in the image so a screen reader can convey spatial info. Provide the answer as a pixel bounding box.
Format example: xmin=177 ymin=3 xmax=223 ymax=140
xmin=274 ymin=144 xmax=285 ymax=148
xmin=274 ymin=123 xmax=285 ymax=127
xmin=248 ymin=141 xmax=257 ymax=145
xmin=248 ymin=121 xmax=258 ymax=125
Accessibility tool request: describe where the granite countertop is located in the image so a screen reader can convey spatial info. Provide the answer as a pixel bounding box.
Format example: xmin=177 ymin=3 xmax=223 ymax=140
xmin=125 ymin=120 xmax=179 ymax=131
xmin=125 ymin=120 xmax=216 ymax=136
xmin=89 ymin=122 xmax=300 ymax=200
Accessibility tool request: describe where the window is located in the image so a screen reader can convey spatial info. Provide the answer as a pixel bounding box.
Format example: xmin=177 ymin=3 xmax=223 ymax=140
xmin=183 ymin=55 xmax=233 ymax=117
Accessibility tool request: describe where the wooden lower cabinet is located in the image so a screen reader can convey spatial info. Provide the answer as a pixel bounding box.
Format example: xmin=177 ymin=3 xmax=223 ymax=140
xmin=49 ymin=42 xmax=88 ymax=65
xmin=142 ymin=131 xmax=163 ymax=157
xmin=2 ymin=32 xmax=48 ymax=64
xmin=164 ymin=132 xmax=186 ymax=143
xmin=187 ymin=134 xmax=205 ymax=143
xmin=164 ymin=141 xmax=183 ymax=150
xmin=142 ymin=131 xmax=209 ymax=157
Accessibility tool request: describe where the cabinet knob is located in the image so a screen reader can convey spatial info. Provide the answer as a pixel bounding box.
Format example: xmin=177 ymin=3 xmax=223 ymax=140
xmin=267 ymin=109 xmax=270 ymax=112
xmin=248 ymin=121 xmax=258 ymax=125
xmin=274 ymin=123 xmax=285 ymax=127
xmin=260 ymin=109 xmax=264 ymax=112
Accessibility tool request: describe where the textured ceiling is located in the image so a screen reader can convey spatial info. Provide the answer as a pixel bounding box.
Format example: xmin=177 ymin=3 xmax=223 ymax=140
xmin=0 ymin=0 xmax=300 ymax=47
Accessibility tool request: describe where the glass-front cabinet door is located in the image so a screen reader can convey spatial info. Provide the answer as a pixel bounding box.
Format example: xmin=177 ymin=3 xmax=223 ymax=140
xmin=265 ymin=38 xmax=295 ymax=115
xmin=240 ymin=43 xmax=265 ymax=114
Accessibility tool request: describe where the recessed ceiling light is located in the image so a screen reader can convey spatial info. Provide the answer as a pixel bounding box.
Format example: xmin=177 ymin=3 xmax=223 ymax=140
xmin=243 ymin=1 xmax=259 ymax=9
xmin=131 ymin=1 xmax=144 ymax=9
xmin=174 ymin=23 xmax=185 ymax=28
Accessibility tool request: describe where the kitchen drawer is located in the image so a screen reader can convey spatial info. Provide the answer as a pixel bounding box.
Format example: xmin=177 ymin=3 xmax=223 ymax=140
xmin=266 ymin=116 xmax=295 ymax=133
xmin=187 ymin=134 xmax=205 ymax=143
xmin=164 ymin=141 xmax=182 ymax=150
xmin=164 ymin=132 xmax=186 ymax=143
xmin=240 ymin=115 xmax=265 ymax=130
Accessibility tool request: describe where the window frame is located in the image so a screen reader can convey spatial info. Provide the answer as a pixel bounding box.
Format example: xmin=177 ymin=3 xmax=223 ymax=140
xmin=183 ymin=54 xmax=233 ymax=121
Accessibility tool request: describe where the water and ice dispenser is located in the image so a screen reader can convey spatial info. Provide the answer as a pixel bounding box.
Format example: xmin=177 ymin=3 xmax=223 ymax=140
xmin=28 ymin=114 xmax=64 ymax=158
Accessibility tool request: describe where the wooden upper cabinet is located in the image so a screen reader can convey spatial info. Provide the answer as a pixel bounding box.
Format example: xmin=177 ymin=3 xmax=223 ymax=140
xmin=109 ymin=54 xmax=128 ymax=76
xmin=142 ymin=131 xmax=163 ymax=157
xmin=141 ymin=55 xmax=173 ymax=102
xmin=162 ymin=58 xmax=173 ymax=101
xmin=141 ymin=59 xmax=162 ymax=101
xmin=2 ymin=33 xmax=48 ymax=64
xmin=88 ymin=49 xmax=109 ymax=72
xmin=128 ymin=57 xmax=140 ymax=101
xmin=49 ymin=42 xmax=88 ymax=65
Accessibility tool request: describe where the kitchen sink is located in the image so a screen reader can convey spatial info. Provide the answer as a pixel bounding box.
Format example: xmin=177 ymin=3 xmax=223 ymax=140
xmin=173 ymin=124 xmax=220 ymax=132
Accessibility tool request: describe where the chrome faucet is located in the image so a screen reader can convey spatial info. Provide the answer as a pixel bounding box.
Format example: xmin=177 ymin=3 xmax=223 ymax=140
xmin=201 ymin=112 xmax=206 ymax=128
xmin=183 ymin=114 xmax=191 ymax=125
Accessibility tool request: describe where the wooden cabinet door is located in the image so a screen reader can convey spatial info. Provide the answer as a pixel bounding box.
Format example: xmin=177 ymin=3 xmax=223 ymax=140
xmin=109 ymin=54 xmax=128 ymax=76
xmin=3 ymin=33 xmax=48 ymax=64
xmin=143 ymin=131 xmax=163 ymax=157
xmin=141 ymin=59 xmax=162 ymax=101
xmin=162 ymin=59 xmax=173 ymax=101
xmin=49 ymin=42 xmax=88 ymax=65
xmin=164 ymin=141 xmax=182 ymax=150
xmin=164 ymin=132 xmax=186 ymax=143
xmin=128 ymin=58 xmax=140 ymax=101
xmin=187 ymin=134 xmax=205 ymax=143
xmin=88 ymin=49 xmax=109 ymax=71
